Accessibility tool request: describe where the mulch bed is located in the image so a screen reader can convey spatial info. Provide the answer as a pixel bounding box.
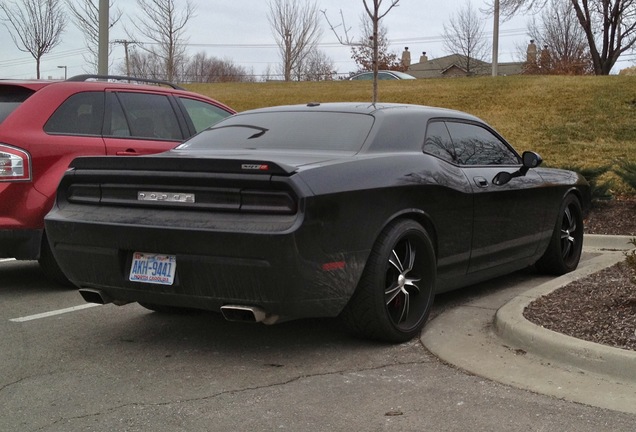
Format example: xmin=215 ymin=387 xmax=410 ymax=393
xmin=585 ymin=196 xmax=636 ymax=236
xmin=524 ymin=262 xmax=636 ymax=351
xmin=523 ymin=196 xmax=636 ymax=351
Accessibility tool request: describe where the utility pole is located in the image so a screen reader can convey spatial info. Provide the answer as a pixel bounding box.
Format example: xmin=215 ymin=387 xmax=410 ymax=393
xmin=492 ymin=0 xmax=499 ymax=77
xmin=98 ymin=0 xmax=109 ymax=75
xmin=113 ymin=40 xmax=139 ymax=76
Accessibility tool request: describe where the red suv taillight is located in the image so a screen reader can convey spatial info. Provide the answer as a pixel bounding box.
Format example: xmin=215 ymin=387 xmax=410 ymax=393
xmin=0 ymin=144 xmax=31 ymax=182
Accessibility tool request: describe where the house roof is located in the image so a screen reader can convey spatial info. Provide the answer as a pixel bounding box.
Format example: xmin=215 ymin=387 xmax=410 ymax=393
xmin=407 ymin=53 xmax=523 ymax=78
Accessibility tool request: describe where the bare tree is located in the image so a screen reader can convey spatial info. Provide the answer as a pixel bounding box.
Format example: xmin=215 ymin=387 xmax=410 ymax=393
xmin=127 ymin=0 xmax=195 ymax=82
xmin=350 ymin=14 xmax=403 ymax=73
xmin=267 ymin=0 xmax=322 ymax=82
xmin=294 ymin=48 xmax=335 ymax=81
xmin=443 ymin=1 xmax=489 ymax=74
xmin=323 ymin=0 xmax=400 ymax=103
xmin=0 ymin=0 xmax=66 ymax=79
xmin=363 ymin=0 xmax=400 ymax=102
xmin=493 ymin=0 xmax=636 ymax=75
xmin=524 ymin=0 xmax=593 ymax=74
xmin=123 ymin=48 xmax=163 ymax=79
xmin=183 ymin=52 xmax=255 ymax=83
xmin=66 ymin=0 xmax=123 ymax=73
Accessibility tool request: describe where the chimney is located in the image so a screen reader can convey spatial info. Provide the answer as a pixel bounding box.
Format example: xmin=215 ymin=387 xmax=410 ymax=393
xmin=526 ymin=40 xmax=537 ymax=64
xmin=401 ymin=47 xmax=411 ymax=68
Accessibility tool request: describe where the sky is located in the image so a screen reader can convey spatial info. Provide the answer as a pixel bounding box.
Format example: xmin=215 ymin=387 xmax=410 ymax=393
xmin=0 ymin=0 xmax=630 ymax=80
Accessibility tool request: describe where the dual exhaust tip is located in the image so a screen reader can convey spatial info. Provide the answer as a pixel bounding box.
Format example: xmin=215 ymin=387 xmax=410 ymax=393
xmin=220 ymin=305 xmax=280 ymax=325
xmin=79 ymin=289 xmax=279 ymax=324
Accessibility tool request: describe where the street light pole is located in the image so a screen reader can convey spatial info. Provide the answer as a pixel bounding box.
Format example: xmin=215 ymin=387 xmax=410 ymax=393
xmin=98 ymin=0 xmax=109 ymax=75
xmin=492 ymin=0 xmax=500 ymax=77
xmin=57 ymin=65 xmax=67 ymax=80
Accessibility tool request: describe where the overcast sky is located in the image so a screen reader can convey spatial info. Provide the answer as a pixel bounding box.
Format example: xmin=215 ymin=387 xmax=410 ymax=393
xmin=0 ymin=0 xmax=625 ymax=80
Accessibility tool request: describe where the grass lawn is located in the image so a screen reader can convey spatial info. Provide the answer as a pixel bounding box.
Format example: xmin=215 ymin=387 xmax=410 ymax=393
xmin=185 ymin=75 xmax=636 ymax=194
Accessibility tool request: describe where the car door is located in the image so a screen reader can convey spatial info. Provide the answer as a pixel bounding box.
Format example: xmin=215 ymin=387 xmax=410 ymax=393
xmin=422 ymin=121 xmax=474 ymax=281
xmin=444 ymin=121 xmax=547 ymax=273
xmin=103 ymin=91 xmax=185 ymax=156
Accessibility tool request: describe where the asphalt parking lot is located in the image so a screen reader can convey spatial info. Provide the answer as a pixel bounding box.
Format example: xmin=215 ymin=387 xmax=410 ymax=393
xmin=2 ymin=257 xmax=635 ymax=431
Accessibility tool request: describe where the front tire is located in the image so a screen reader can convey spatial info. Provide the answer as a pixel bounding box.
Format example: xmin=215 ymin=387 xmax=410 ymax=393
xmin=340 ymin=220 xmax=436 ymax=343
xmin=536 ymin=194 xmax=584 ymax=275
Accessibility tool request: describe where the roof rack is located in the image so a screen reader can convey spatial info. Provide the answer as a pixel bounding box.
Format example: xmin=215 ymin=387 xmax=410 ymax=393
xmin=66 ymin=74 xmax=185 ymax=90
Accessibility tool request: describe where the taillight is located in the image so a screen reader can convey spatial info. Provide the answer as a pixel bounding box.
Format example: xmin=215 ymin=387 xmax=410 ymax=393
xmin=0 ymin=144 xmax=31 ymax=182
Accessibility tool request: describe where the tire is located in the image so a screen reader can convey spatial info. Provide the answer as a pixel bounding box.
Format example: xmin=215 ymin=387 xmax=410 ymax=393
xmin=340 ymin=220 xmax=436 ymax=343
xmin=535 ymin=194 xmax=584 ymax=275
xmin=38 ymin=234 xmax=73 ymax=287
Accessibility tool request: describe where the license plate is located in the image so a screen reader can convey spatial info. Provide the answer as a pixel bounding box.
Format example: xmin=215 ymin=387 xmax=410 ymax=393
xmin=129 ymin=252 xmax=176 ymax=285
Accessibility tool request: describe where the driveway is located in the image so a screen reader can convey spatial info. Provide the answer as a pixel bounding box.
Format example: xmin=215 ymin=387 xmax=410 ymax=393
xmin=1 ymin=258 xmax=635 ymax=431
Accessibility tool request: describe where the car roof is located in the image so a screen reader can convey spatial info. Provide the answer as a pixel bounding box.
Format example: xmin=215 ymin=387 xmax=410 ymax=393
xmin=0 ymin=80 xmax=56 ymax=91
xmin=235 ymin=102 xmax=481 ymax=122
xmin=349 ymin=70 xmax=416 ymax=79
xmin=0 ymin=76 xmax=235 ymax=111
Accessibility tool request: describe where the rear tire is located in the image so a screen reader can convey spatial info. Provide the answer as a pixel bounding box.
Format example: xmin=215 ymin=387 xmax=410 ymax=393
xmin=535 ymin=194 xmax=584 ymax=275
xmin=38 ymin=234 xmax=72 ymax=287
xmin=340 ymin=220 xmax=436 ymax=343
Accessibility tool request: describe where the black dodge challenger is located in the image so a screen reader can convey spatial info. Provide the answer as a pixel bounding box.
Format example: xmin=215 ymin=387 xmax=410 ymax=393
xmin=45 ymin=103 xmax=590 ymax=342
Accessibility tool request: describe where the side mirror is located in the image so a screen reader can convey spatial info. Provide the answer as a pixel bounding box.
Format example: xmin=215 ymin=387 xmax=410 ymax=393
xmin=493 ymin=151 xmax=543 ymax=186
xmin=521 ymin=151 xmax=543 ymax=173
xmin=492 ymin=171 xmax=513 ymax=186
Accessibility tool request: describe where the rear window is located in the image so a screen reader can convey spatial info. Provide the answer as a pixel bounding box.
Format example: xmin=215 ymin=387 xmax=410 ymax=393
xmin=177 ymin=111 xmax=374 ymax=152
xmin=0 ymin=85 xmax=36 ymax=124
xmin=44 ymin=91 xmax=105 ymax=135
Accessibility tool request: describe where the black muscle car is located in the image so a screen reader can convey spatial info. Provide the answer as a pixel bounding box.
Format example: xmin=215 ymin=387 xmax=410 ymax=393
xmin=44 ymin=103 xmax=590 ymax=342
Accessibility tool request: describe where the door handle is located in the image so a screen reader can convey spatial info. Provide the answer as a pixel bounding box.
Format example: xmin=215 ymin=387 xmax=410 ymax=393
xmin=116 ymin=149 xmax=138 ymax=156
xmin=474 ymin=177 xmax=488 ymax=188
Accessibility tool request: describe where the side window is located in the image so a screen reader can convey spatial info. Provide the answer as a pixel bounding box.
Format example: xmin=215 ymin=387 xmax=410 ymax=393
xmin=106 ymin=94 xmax=131 ymax=137
xmin=44 ymin=92 xmax=104 ymax=136
xmin=115 ymin=92 xmax=183 ymax=140
xmin=445 ymin=122 xmax=519 ymax=166
xmin=179 ymin=97 xmax=232 ymax=133
xmin=424 ymin=121 xmax=457 ymax=163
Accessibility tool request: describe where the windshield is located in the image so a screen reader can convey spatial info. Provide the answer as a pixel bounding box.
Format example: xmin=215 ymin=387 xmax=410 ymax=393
xmin=0 ymin=86 xmax=36 ymax=124
xmin=177 ymin=111 xmax=374 ymax=152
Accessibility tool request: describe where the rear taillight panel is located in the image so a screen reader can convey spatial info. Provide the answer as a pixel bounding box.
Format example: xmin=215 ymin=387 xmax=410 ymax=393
xmin=0 ymin=144 xmax=31 ymax=182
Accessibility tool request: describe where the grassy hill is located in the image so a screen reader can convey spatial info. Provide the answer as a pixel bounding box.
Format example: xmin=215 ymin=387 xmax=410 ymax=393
xmin=185 ymin=75 xmax=636 ymax=193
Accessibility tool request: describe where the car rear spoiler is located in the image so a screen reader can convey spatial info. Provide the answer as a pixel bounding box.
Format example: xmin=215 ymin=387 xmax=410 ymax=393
xmin=69 ymin=156 xmax=298 ymax=176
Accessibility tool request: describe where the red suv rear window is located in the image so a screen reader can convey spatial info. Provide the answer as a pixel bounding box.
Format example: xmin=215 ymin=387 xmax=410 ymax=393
xmin=0 ymin=85 xmax=36 ymax=124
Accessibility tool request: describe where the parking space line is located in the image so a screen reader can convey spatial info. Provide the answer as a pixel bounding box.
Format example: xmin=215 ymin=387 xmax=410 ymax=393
xmin=10 ymin=303 xmax=101 ymax=322
xmin=0 ymin=258 xmax=16 ymax=263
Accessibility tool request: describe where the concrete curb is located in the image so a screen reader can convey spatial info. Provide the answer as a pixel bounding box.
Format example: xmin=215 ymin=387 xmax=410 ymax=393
xmin=495 ymin=235 xmax=636 ymax=382
xmin=584 ymin=234 xmax=635 ymax=251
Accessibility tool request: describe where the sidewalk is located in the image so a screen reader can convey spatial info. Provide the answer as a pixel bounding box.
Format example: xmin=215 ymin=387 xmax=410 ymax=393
xmin=421 ymin=235 xmax=636 ymax=414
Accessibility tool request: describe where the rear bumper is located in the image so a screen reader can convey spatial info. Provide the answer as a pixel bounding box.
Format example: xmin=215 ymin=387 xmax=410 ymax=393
xmin=44 ymin=210 xmax=367 ymax=320
xmin=0 ymin=229 xmax=42 ymax=259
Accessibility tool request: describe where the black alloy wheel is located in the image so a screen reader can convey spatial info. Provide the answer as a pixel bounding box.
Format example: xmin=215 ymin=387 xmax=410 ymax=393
xmin=341 ymin=219 xmax=436 ymax=343
xmin=536 ymin=194 xmax=584 ymax=275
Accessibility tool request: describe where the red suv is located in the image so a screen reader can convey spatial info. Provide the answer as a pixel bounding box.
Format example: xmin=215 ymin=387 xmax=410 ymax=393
xmin=0 ymin=75 xmax=235 ymax=283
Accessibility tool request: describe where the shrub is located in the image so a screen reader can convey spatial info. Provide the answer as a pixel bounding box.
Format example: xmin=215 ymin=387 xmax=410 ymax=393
xmin=560 ymin=165 xmax=613 ymax=203
xmin=614 ymin=160 xmax=636 ymax=193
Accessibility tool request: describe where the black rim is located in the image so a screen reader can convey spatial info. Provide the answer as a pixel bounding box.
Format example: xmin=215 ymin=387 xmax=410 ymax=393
xmin=384 ymin=235 xmax=429 ymax=331
xmin=560 ymin=203 xmax=581 ymax=263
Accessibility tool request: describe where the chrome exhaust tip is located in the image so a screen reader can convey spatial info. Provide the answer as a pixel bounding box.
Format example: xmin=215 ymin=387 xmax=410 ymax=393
xmin=79 ymin=288 xmax=112 ymax=305
xmin=220 ymin=305 xmax=279 ymax=324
